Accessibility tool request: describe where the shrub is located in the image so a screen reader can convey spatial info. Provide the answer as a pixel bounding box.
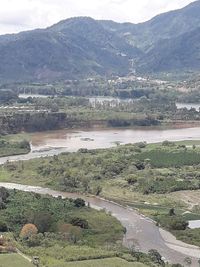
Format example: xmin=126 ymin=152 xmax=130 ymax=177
xmin=26 ymin=233 xmax=43 ymax=247
xmin=126 ymin=175 xmax=137 ymax=185
xmin=135 ymin=142 xmax=147 ymax=148
xmin=148 ymin=249 xmax=164 ymax=265
xmin=0 ymin=220 xmax=8 ymax=232
xmin=70 ymin=217 xmax=89 ymax=229
xmin=157 ymin=216 xmax=188 ymax=230
xmin=19 ymin=140 xmax=30 ymax=150
xmin=162 ymin=140 xmax=175 ymax=147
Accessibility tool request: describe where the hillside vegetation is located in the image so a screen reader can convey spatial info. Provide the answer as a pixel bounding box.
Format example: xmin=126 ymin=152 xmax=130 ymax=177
xmin=0 ymin=188 xmax=129 ymax=266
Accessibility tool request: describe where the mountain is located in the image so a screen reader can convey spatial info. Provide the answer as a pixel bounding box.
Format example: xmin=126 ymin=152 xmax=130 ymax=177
xmin=99 ymin=0 xmax=200 ymax=51
xmin=138 ymin=27 xmax=200 ymax=73
xmin=0 ymin=17 xmax=141 ymax=82
xmin=0 ymin=1 xmax=200 ymax=82
xmin=100 ymin=0 xmax=200 ymax=73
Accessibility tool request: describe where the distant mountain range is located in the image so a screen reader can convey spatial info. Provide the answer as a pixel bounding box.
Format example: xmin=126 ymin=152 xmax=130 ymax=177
xmin=0 ymin=0 xmax=200 ymax=82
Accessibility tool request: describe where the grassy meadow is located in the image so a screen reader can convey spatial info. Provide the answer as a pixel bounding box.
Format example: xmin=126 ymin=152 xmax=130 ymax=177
xmin=0 ymin=254 xmax=34 ymax=267
xmin=63 ymin=258 xmax=148 ymax=267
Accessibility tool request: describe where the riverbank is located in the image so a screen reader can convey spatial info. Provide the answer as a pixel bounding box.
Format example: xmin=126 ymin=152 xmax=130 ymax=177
xmin=1 ymin=121 xmax=200 ymax=159
xmin=0 ymin=187 xmax=133 ymax=267
xmin=1 ymin=132 xmax=200 ymax=266
xmin=0 ymin=183 xmax=199 ymax=266
xmin=1 ymin=142 xmax=200 ymax=239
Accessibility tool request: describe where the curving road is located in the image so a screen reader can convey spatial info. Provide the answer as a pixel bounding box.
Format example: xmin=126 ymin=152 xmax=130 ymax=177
xmin=0 ymin=182 xmax=200 ymax=266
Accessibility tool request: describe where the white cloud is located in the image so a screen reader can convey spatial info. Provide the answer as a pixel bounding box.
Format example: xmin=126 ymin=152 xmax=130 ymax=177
xmin=0 ymin=0 xmax=196 ymax=34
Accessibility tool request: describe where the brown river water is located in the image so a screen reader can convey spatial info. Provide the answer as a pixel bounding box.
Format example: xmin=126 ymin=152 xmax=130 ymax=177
xmin=1 ymin=126 xmax=200 ymax=265
xmin=1 ymin=126 xmax=200 ymax=164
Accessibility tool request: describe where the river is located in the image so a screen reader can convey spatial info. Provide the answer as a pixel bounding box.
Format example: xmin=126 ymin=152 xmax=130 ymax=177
xmin=1 ymin=126 xmax=200 ymax=165
xmin=1 ymin=126 xmax=200 ymax=265
xmin=0 ymin=182 xmax=200 ymax=266
xmin=9 ymin=94 xmax=200 ymax=265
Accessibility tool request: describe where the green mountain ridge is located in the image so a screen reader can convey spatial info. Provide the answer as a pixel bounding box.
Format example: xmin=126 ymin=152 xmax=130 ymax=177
xmin=138 ymin=27 xmax=200 ymax=73
xmin=0 ymin=0 xmax=200 ymax=82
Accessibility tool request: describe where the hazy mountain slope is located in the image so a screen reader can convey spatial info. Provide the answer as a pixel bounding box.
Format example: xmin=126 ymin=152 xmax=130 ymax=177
xmin=137 ymin=27 xmax=200 ymax=73
xmin=0 ymin=1 xmax=200 ymax=82
xmin=100 ymin=0 xmax=200 ymax=50
xmin=0 ymin=17 xmax=141 ymax=82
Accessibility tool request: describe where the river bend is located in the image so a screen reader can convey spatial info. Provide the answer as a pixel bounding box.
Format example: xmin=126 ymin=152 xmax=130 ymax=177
xmin=0 ymin=183 xmax=200 ymax=266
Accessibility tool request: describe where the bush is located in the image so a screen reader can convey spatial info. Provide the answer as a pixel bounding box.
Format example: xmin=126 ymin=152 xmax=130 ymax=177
xmin=70 ymin=217 xmax=89 ymax=229
xmin=162 ymin=140 xmax=175 ymax=147
xmin=19 ymin=140 xmax=30 ymax=150
xmin=148 ymin=249 xmax=164 ymax=265
xmin=126 ymin=175 xmax=137 ymax=185
xmin=135 ymin=142 xmax=147 ymax=148
xmin=26 ymin=233 xmax=43 ymax=247
xmin=157 ymin=215 xmax=188 ymax=230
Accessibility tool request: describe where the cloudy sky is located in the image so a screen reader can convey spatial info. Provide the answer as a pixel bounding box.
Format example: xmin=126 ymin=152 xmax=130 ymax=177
xmin=0 ymin=0 xmax=197 ymax=35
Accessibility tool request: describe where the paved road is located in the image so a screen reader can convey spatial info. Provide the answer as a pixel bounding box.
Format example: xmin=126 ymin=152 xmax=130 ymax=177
xmin=1 ymin=182 xmax=200 ymax=266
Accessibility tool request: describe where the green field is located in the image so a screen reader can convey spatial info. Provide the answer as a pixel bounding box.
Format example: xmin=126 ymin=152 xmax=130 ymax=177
xmin=59 ymin=258 xmax=147 ymax=267
xmin=0 ymin=134 xmax=30 ymax=157
xmin=0 ymin=254 xmax=34 ymax=267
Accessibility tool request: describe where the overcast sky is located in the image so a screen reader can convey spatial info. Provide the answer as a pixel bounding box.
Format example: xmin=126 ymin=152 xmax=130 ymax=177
xmin=0 ymin=0 xmax=197 ymax=35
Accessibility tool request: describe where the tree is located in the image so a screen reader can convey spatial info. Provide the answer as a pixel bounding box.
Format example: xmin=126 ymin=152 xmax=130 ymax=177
xmin=20 ymin=224 xmax=38 ymax=239
xmin=0 ymin=220 xmax=8 ymax=232
xmin=74 ymin=198 xmax=85 ymax=208
xmin=0 ymin=187 xmax=9 ymax=203
xmin=169 ymin=208 xmax=176 ymax=216
xmin=34 ymin=212 xmax=54 ymax=233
